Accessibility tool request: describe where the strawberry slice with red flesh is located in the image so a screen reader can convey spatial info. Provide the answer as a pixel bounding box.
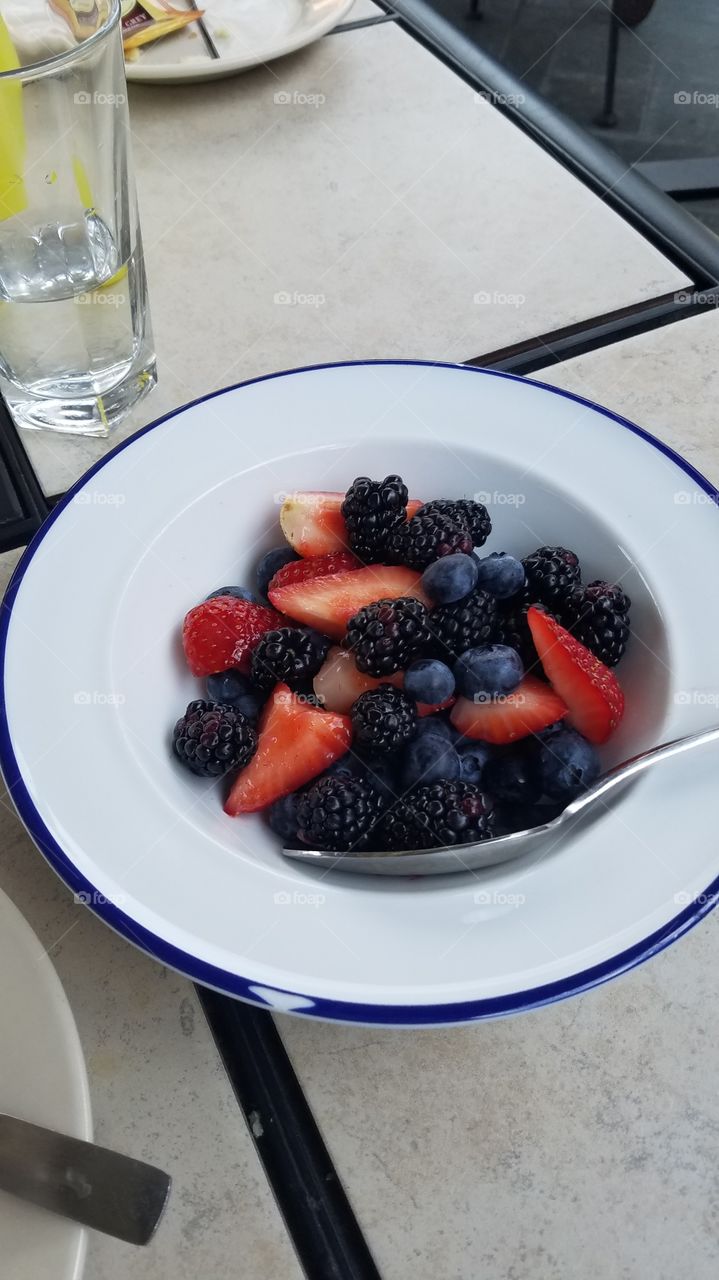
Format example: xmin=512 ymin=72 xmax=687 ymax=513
xmin=268 ymin=550 xmax=361 ymax=595
xmin=450 ymin=676 xmax=567 ymax=745
xmin=269 ymin=565 xmax=430 ymax=641
xmin=418 ymin=696 xmax=456 ymax=718
xmin=280 ymin=491 xmax=423 ymax=558
xmin=182 ymin=596 xmax=284 ymax=677
xmin=527 ymin=607 xmax=624 ymax=744
xmin=224 ymin=684 xmax=352 ymax=814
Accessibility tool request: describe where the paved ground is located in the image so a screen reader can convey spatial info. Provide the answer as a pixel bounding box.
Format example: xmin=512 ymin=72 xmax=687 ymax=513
xmin=425 ymin=0 xmax=719 ymax=234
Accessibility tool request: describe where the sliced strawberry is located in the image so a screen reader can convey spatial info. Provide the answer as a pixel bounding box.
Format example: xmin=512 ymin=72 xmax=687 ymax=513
xmin=182 ymin=597 xmax=283 ymax=678
xmin=313 ymin=646 xmax=403 ymax=714
xmin=224 ymin=684 xmax=352 ymax=814
xmin=269 ymin=565 xmax=430 ymax=640
xmin=268 ymin=550 xmax=361 ymax=595
xmin=450 ymin=676 xmax=567 ymax=744
xmin=527 ymin=607 xmax=624 ymax=744
xmin=280 ymin=491 xmax=423 ymax=558
xmin=417 ymin=696 xmax=456 ymax=718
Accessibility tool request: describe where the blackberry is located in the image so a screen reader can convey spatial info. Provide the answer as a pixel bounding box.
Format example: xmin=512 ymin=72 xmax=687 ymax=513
xmin=522 ymin=546 xmax=581 ymax=607
xmin=427 ymin=589 xmax=497 ymax=659
xmin=378 ymin=780 xmax=495 ymax=851
xmin=562 ymin=580 xmax=631 ymax=667
xmin=388 ymin=511 xmax=473 ymax=570
xmin=351 ymin=685 xmax=417 ymax=755
xmin=419 ymin=498 xmax=491 ymax=548
xmin=494 ymin=589 xmax=542 ymax=670
xmin=172 ymin=700 xmax=257 ymax=778
xmin=341 ymin=474 xmax=409 ymax=561
xmin=251 ymin=627 xmax=329 ymax=691
xmin=344 ymin=597 xmax=430 ymax=676
xmin=297 ymin=774 xmax=385 ymax=851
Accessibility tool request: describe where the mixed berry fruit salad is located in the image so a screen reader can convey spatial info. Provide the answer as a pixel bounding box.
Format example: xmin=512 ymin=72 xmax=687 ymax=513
xmin=171 ymin=475 xmax=630 ymax=855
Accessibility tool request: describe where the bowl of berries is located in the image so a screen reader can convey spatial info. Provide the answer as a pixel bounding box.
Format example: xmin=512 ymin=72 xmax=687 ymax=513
xmin=2 ymin=360 xmax=718 ymax=1024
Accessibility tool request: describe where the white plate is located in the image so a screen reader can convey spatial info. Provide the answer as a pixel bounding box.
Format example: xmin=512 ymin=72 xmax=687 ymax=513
xmin=0 ymin=887 xmax=91 ymax=1280
xmin=2 ymin=361 xmax=719 ymax=1026
xmin=125 ymin=0 xmax=356 ymax=84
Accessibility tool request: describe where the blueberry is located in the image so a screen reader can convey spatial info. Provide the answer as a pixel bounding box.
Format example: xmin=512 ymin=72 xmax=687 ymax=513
xmin=414 ymin=717 xmax=456 ymax=743
xmin=206 ymin=585 xmax=256 ymax=603
xmin=404 ymin=658 xmax=455 ymax=705
xmin=483 ymin=749 xmax=542 ymax=805
xmin=454 ymin=645 xmax=524 ymax=700
xmin=401 ymin=735 xmax=460 ymax=789
xmin=268 ymin=793 xmax=300 ymax=842
xmin=421 ymin=552 xmax=478 ymax=604
xmin=536 ymin=728 xmax=600 ymax=801
xmin=457 ymin=741 xmax=492 ymax=785
xmin=256 ymin=546 xmax=299 ymax=597
xmin=206 ymin=669 xmax=264 ymax=719
xmin=474 ymin=552 xmax=525 ymax=600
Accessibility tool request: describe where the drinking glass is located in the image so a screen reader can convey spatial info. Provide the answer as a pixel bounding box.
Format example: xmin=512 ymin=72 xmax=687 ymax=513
xmin=0 ymin=0 xmax=156 ymax=436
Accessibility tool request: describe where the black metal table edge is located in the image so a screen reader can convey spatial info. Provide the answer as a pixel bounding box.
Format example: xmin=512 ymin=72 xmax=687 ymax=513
xmin=376 ymin=0 xmax=719 ymax=292
xmin=197 ymin=989 xmax=382 ymax=1280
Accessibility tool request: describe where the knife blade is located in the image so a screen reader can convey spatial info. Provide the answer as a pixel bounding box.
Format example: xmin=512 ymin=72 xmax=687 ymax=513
xmin=0 ymin=1113 xmax=171 ymax=1245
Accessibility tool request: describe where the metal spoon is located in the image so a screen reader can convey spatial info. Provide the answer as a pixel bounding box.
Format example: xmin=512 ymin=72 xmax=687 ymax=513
xmin=283 ymin=724 xmax=719 ymax=876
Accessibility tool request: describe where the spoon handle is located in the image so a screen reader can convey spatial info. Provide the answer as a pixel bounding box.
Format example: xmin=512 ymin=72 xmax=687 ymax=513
xmin=565 ymin=724 xmax=719 ymax=821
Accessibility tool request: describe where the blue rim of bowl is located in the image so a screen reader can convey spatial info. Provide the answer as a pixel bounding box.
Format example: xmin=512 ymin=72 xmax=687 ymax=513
xmin=1 ymin=359 xmax=718 ymax=1025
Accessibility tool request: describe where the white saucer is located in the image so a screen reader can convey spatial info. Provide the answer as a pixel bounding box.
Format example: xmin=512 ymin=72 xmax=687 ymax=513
xmin=0 ymin=886 xmax=91 ymax=1279
xmin=125 ymin=0 xmax=355 ymax=84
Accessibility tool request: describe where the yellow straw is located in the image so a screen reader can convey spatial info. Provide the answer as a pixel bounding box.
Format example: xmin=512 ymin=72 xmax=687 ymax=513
xmin=0 ymin=15 xmax=27 ymax=219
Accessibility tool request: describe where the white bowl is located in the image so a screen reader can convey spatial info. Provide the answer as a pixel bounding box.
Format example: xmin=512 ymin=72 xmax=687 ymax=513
xmin=2 ymin=361 xmax=718 ymax=1025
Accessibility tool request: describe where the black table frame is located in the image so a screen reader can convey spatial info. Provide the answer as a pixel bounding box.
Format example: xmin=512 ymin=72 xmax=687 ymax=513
xmin=2 ymin=8 xmax=718 ymax=1278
